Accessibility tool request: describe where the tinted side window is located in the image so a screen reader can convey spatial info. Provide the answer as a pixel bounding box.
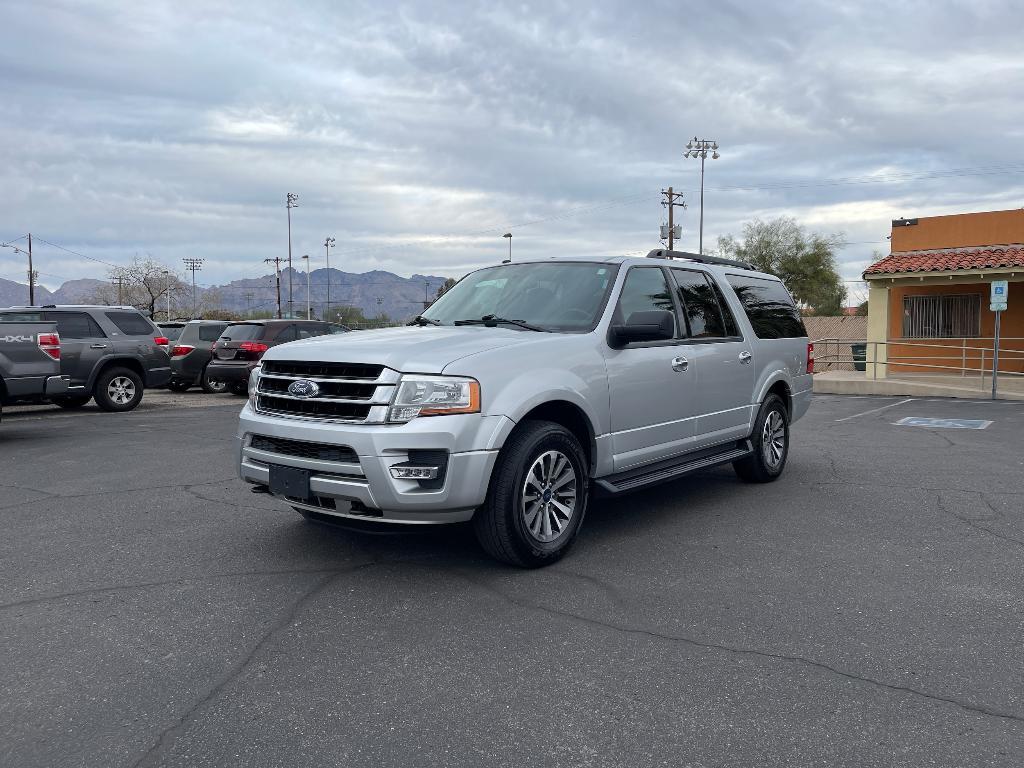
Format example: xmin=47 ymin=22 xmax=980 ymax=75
xmin=0 ymin=312 xmax=43 ymax=322
xmin=672 ymin=270 xmax=731 ymax=339
xmin=198 ymin=324 xmax=226 ymax=342
xmin=296 ymin=325 xmax=320 ymax=339
xmin=273 ymin=325 xmax=298 ymax=342
xmin=46 ymin=312 xmax=106 ymax=339
xmin=707 ymin=277 xmax=741 ymax=337
xmin=220 ymin=324 xmax=264 ymax=341
xmin=726 ymin=275 xmax=807 ymax=339
xmin=105 ymin=311 xmax=155 ymax=336
xmin=328 ymin=324 xmax=350 ymax=334
xmin=614 ymin=267 xmax=676 ymax=334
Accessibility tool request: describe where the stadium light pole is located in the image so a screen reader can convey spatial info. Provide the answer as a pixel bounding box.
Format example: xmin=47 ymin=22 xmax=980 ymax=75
xmin=683 ymin=137 xmax=720 ymax=254
xmin=286 ymin=192 xmax=298 ymax=317
xmin=324 ymin=236 xmax=335 ymax=320
xmin=182 ymin=258 xmax=203 ymax=318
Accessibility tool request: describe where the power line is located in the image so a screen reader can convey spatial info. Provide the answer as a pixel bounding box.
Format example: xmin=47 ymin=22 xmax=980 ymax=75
xmin=30 ymin=237 xmax=122 ymax=269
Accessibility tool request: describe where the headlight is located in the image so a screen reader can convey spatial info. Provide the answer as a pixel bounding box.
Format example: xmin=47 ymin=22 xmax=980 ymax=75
xmin=388 ymin=375 xmax=480 ymax=423
xmin=248 ymin=365 xmax=262 ymax=408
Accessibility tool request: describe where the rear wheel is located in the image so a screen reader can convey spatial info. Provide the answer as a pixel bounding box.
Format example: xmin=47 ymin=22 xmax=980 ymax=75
xmin=51 ymin=395 xmax=92 ymax=409
xmin=93 ymin=367 xmax=144 ymax=412
xmin=473 ymin=420 xmax=589 ymax=567
xmin=733 ymin=393 xmax=789 ymax=483
xmin=201 ymin=368 xmax=228 ymax=394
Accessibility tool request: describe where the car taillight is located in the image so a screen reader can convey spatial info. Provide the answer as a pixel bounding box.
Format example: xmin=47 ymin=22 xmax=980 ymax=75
xmin=38 ymin=332 xmax=60 ymax=360
xmin=806 ymin=343 xmax=814 ymax=374
xmin=155 ymin=336 xmax=170 ymax=346
xmin=239 ymin=342 xmax=269 ymax=355
xmin=171 ymin=344 xmax=195 ymax=357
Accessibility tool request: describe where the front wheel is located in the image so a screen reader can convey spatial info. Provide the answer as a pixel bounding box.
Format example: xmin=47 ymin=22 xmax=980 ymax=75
xmin=473 ymin=420 xmax=589 ymax=568
xmin=733 ymin=393 xmax=789 ymax=483
xmin=93 ymin=367 xmax=144 ymax=412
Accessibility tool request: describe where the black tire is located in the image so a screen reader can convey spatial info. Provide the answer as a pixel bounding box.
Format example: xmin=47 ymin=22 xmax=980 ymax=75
xmin=51 ymin=395 xmax=92 ymax=409
xmin=229 ymin=382 xmax=248 ymax=396
xmin=93 ymin=367 xmax=144 ymax=412
xmin=733 ymin=393 xmax=789 ymax=483
xmin=167 ymin=380 xmax=191 ymax=393
xmin=473 ymin=420 xmax=589 ymax=568
xmin=201 ymin=368 xmax=228 ymax=394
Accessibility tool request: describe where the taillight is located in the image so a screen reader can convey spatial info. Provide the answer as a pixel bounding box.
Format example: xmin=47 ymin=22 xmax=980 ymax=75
xmin=38 ymin=332 xmax=61 ymax=360
xmin=154 ymin=336 xmax=170 ymax=346
xmin=239 ymin=342 xmax=269 ymax=355
xmin=171 ymin=345 xmax=195 ymax=357
xmin=806 ymin=343 xmax=814 ymax=374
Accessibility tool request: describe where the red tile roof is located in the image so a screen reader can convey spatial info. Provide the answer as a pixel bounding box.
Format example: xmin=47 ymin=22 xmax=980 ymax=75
xmin=864 ymin=245 xmax=1024 ymax=276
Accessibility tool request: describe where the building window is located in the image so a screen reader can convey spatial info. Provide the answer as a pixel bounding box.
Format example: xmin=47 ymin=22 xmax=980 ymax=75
xmin=902 ymin=294 xmax=980 ymax=338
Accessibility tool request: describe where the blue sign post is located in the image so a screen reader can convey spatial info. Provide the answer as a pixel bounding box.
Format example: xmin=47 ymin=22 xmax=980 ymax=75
xmin=990 ymin=281 xmax=1008 ymax=400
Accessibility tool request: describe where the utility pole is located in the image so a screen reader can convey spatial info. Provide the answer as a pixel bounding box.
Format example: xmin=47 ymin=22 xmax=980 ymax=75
xmin=182 ymin=258 xmax=203 ymax=318
xmin=423 ymin=281 xmax=431 ymax=310
xmin=684 ymin=137 xmax=720 ymax=255
xmin=265 ymin=257 xmax=283 ymax=318
xmin=111 ymin=274 xmax=125 ymax=305
xmin=301 ymin=255 xmax=311 ymax=319
xmin=243 ymin=291 xmax=254 ymax=318
xmin=324 ymin=236 xmax=335 ymax=321
xmin=162 ymin=270 xmax=172 ymax=321
xmin=502 ymin=232 xmax=512 ymax=262
xmin=0 ymin=235 xmax=35 ymax=304
xmin=286 ymin=192 xmax=298 ymax=318
xmin=660 ymin=187 xmax=686 ymax=251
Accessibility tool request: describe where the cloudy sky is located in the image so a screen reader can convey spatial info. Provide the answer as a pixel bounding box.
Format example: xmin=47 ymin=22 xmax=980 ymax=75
xmin=2 ymin=0 xmax=1023 ymax=302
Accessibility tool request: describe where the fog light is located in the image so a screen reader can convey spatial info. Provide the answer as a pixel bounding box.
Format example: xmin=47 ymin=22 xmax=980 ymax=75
xmin=389 ymin=466 xmax=439 ymax=480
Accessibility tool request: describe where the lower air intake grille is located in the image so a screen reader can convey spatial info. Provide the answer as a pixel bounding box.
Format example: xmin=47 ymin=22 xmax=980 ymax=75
xmin=250 ymin=435 xmax=358 ymax=463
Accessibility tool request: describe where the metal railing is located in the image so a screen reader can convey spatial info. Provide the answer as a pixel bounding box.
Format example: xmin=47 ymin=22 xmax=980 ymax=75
xmin=812 ymin=337 xmax=1024 ymax=398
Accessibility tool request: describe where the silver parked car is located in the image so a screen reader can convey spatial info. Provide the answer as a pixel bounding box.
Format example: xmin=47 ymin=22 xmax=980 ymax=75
xmin=236 ymin=251 xmax=813 ymax=566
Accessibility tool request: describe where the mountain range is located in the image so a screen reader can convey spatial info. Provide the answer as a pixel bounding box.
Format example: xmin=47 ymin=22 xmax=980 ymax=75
xmin=0 ymin=268 xmax=451 ymax=321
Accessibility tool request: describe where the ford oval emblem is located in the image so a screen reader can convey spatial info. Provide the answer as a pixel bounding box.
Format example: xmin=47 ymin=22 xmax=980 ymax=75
xmin=287 ymin=379 xmax=320 ymax=398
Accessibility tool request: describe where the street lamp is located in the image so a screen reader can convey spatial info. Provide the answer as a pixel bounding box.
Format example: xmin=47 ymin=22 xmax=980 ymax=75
xmin=683 ymin=137 xmax=720 ymax=255
xmin=161 ymin=269 xmax=172 ymax=321
xmin=286 ymin=192 xmax=298 ymax=317
xmin=324 ymin=236 xmax=335 ymax=321
xmin=301 ymin=255 xmax=311 ymax=319
xmin=502 ymin=232 xmax=512 ymax=263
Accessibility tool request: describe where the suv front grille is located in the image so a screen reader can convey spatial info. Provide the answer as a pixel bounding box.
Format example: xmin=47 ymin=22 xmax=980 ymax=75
xmin=249 ymin=435 xmax=358 ymax=463
xmin=262 ymin=361 xmax=383 ymax=380
xmin=255 ymin=360 xmax=399 ymax=423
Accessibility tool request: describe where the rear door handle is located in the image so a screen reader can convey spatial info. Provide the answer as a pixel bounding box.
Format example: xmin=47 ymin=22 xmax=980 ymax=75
xmin=739 ymin=351 xmax=752 ymax=364
xmin=671 ymin=356 xmax=689 ymax=372
xmin=90 ymin=344 xmax=108 ymax=349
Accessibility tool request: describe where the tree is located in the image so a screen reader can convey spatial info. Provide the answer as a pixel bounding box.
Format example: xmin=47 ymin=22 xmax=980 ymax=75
xmin=435 ymin=277 xmax=458 ymax=299
xmin=84 ymin=255 xmax=188 ymax=318
xmin=717 ymin=217 xmax=847 ymax=316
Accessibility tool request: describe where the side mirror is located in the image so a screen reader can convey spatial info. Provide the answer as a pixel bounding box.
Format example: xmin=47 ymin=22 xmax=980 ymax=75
xmin=610 ymin=310 xmax=675 ymax=346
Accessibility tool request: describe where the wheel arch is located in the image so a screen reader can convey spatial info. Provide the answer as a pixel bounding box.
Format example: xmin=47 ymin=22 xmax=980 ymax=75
xmin=88 ymin=357 xmax=146 ymax=390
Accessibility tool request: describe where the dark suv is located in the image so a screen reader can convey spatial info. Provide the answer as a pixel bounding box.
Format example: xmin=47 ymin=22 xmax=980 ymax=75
xmin=207 ymin=320 xmax=347 ymax=394
xmin=168 ymin=320 xmax=230 ymax=393
xmin=0 ymin=305 xmax=171 ymax=411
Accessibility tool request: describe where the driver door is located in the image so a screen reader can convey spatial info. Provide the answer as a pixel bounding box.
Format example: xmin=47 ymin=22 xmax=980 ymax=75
xmin=603 ymin=266 xmax=697 ymax=472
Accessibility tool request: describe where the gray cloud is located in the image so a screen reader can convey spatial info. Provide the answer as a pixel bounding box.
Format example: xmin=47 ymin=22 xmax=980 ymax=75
xmin=1 ymin=0 xmax=1022 ymax=296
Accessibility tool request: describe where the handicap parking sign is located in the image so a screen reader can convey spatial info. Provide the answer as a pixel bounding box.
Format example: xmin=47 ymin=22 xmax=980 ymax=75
xmin=991 ymin=280 xmax=1008 ymax=311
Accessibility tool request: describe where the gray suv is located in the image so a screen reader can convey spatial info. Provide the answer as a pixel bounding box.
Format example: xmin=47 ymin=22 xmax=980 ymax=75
xmin=236 ymin=251 xmax=813 ymax=566
xmin=0 ymin=305 xmax=171 ymax=412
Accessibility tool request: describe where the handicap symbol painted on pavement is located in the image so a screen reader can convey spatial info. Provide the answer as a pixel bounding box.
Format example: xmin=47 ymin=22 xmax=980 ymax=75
xmin=894 ymin=417 xmax=992 ymax=429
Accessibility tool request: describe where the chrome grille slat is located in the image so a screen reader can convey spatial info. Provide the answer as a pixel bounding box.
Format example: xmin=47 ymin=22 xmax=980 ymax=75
xmin=255 ymin=361 xmax=398 ymax=422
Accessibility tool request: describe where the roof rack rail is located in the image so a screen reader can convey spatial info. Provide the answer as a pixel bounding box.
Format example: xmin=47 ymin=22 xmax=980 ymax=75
xmin=645 ymin=248 xmax=755 ymax=271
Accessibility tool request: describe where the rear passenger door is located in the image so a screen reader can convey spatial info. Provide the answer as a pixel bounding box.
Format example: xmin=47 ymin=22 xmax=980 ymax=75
xmin=44 ymin=311 xmax=109 ymax=387
xmin=670 ymin=269 xmax=755 ymax=446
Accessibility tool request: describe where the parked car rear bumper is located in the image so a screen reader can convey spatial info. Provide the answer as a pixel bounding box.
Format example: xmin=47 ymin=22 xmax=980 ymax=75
xmin=206 ymin=360 xmax=257 ymax=383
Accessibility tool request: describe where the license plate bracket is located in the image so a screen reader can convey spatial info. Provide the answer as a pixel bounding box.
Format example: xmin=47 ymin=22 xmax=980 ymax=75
xmin=268 ymin=464 xmax=312 ymax=501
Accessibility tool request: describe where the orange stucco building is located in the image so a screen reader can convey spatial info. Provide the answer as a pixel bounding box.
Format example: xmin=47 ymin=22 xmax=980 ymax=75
xmin=862 ymin=208 xmax=1024 ymax=377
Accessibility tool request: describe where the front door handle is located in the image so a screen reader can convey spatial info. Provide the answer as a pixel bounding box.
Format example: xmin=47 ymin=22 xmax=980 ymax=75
xmin=739 ymin=351 xmax=752 ymax=364
xmin=671 ymin=356 xmax=689 ymax=372
xmin=90 ymin=344 xmax=108 ymax=349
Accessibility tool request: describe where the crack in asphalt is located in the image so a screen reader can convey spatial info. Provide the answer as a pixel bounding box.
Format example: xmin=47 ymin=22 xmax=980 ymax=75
xmin=0 ymin=566 xmax=353 ymax=612
xmin=936 ymin=492 xmax=1024 ymax=550
xmin=0 ymin=477 xmax=241 ymax=507
xmin=461 ymin=571 xmax=1024 ymax=725
xmin=127 ymin=565 xmax=362 ymax=768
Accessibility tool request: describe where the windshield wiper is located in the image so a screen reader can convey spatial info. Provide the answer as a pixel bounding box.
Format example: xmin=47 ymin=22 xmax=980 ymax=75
xmin=408 ymin=315 xmax=441 ymax=326
xmin=453 ymin=314 xmax=550 ymax=332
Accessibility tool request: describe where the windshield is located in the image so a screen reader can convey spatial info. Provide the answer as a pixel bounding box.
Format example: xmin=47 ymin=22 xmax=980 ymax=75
xmin=421 ymin=262 xmax=618 ymax=331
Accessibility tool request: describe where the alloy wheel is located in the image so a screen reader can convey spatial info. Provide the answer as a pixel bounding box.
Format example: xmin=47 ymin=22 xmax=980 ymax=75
xmin=761 ymin=409 xmax=786 ymax=469
xmin=521 ymin=450 xmax=577 ymax=543
xmin=107 ymin=376 xmax=136 ymax=406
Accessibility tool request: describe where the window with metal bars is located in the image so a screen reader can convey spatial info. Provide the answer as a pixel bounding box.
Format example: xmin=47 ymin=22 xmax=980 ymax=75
xmin=902 ymin=294 xmax=980 ymax=338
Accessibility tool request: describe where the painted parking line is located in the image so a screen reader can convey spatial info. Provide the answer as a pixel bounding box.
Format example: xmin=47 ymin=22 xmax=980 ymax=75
xmin=834 ymin=398 xmax=915 ymax=422
xmin=894 ymin=417 xmax=992 ymax=429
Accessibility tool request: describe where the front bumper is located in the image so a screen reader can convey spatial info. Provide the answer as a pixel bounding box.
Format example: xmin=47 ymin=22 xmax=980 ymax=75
xmin=237 ymin=403 xmax=513 ymax=525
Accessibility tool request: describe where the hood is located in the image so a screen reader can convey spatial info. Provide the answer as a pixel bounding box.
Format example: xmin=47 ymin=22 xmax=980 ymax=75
xmin=261 ymin=325 xmax=540 ymax=373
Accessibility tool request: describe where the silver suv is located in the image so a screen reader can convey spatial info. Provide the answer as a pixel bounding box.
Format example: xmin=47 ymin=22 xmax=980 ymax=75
xmin=237 ymin=251 xmax=812 ymax=566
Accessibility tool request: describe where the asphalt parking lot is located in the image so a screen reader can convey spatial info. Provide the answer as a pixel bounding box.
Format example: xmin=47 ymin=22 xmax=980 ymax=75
xmin=1 ymin=392 xmax=1023 ymax=767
